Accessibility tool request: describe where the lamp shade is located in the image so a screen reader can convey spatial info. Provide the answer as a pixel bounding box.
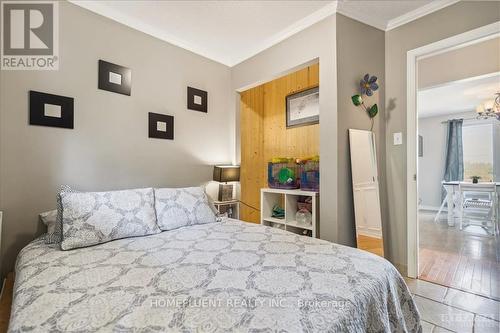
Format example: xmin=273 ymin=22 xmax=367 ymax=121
xmin=213 ymin=165 xmax=240 ymax=182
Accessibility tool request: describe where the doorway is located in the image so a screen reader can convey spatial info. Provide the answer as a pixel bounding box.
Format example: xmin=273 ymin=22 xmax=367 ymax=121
xmin=406 ymin=22 xmax=500 ymax=298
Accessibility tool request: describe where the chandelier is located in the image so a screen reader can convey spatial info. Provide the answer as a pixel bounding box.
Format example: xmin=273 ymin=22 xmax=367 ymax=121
xmin=476 ymin=92 xmax=500 ymax=120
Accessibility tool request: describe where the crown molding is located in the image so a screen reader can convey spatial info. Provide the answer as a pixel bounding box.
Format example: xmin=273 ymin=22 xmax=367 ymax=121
xmin=386 ymin=0 xmax=461 ymax=31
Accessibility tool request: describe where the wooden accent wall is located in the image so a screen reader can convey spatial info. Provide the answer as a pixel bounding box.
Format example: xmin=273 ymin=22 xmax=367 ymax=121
xmin=239 ymin=64 xmax=319 ymax=223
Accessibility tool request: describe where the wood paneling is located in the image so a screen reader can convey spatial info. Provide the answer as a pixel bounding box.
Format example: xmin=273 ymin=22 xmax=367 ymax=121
xmin=240 ymin=64 xmax=319 ymax=223
xmin=240 ymin=85 xmax=265 ymax=223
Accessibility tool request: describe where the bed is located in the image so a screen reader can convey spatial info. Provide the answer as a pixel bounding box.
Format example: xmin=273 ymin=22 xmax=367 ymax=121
xmin=9 ymin=219 xmax=421 ymax=332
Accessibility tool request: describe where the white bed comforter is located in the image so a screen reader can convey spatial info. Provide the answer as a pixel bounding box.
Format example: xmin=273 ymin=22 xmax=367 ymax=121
xmin=9 ymin=219 xmax=421 ymax=332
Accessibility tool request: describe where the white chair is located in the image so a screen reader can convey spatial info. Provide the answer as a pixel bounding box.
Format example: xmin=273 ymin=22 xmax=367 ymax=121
xmin=434 ymin=181 xmax=448 ymax=223
xmin=458 ymin=182 xmax=498 ymax=236
xmin=434 ymin=181 xmax=460 ymax=224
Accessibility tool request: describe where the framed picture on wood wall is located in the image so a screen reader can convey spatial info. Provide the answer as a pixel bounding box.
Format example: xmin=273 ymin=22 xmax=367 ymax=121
xmin=286 ymin=86 xmax=319 ymax=128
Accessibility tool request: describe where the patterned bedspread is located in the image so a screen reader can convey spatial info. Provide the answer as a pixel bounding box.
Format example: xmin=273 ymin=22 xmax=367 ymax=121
xmin=9 ymin=219 xmax=421 ymax=332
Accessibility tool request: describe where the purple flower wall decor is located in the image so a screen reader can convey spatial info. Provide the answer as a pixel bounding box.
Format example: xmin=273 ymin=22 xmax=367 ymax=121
xmin=360 ymin=74 xmax=379 ymax=96
xmin=351 ymin=73 xmax=379 ymax=128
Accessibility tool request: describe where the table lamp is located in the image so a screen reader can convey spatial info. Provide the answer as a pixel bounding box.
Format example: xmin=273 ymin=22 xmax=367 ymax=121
xmin=213 ymin=165 xmax=240 ymax=201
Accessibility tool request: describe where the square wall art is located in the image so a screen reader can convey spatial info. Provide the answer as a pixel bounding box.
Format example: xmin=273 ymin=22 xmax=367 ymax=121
xmin=29 ymin=90 xmax=74 ymax=129
xmin=149 ymin=112 xmax=174 ymax=140
xmin=98 ymin=60 xmax=132 ymax=96
xmin=187 ymin=86 xmax=207 ymax=113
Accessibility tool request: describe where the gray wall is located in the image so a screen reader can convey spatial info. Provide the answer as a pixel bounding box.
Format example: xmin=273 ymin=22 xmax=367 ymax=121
xmin=384 ymin=1 xmax=500 ymax=270
xmin=335 ymin=14 xmax=386 ymax=247
xmin=0 ymin=1 xmax=233 ymax=276
xmin=231 ymin=16 xmax=339 ymax=244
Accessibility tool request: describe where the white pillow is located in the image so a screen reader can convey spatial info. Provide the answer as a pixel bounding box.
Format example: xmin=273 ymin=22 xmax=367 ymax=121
xmin=61 ymin=187 xmax=160 ymax=250
xmin=154 ymin=187 xmax=217 ymax=231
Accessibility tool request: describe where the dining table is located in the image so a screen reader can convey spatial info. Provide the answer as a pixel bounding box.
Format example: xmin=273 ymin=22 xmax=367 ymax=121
xmin=435 ymin=181 xmax=500 ymax=226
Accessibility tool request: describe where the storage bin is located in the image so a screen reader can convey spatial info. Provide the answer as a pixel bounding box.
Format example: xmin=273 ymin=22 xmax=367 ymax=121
xmin=267 ymin=162 xmax=300 ymax=189
xmin=300 ymin=160 xmax=319 ymax=191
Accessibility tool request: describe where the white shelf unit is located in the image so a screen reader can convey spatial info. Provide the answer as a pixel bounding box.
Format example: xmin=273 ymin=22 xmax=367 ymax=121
xmin=260 ymin=188 xmax=319 ymax=238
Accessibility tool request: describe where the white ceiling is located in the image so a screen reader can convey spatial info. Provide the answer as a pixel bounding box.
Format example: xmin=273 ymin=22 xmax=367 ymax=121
xmin=418 ymin=73 xmax=500 ymax=118
xmin=70 ymin=0 xmax=459 ymax=66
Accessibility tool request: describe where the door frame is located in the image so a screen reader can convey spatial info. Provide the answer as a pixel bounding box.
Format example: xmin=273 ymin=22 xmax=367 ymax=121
xmin=406 ymin=21 xmax=500 ymax=278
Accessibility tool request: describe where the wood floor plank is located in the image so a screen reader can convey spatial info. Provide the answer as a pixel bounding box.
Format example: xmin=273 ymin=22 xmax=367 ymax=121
xmin=480 ymin=260 xmax=491 ymax=296
xmin=450 ymin=253 xmax=466 ymax=289
xmin=444 ymin=253 xmax=459 ymax=286
xmin=471 ymin=260 xmax=483 ymax=293
xmin=461 ymin=257 xmax=475 ymax=291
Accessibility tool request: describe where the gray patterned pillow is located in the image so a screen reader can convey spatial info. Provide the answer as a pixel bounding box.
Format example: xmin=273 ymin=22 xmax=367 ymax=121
xmin=154 ymin=187 xmax=217 ymax=231
xmin=60 ymin=188 xmax=160 ymax=250
xmin=45 ymin=185 xmax=75 ymax=244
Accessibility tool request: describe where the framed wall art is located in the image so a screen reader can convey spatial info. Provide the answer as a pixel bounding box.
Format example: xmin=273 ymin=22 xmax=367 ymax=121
xmin=286 ymin=86 xmax=319 ymax=128
xmin=148 ymin=112 xmax=174 ymax=140
xmin=98 ymin=60 xmax=132 ymax=96
xmin=187 ymin=86 xmax=207 ymax=113
xmin=29 ymin=90 xmax=74 ymax=129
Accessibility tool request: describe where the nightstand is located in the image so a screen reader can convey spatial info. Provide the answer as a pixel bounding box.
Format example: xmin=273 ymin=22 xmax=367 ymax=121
xmin=213 ymin=200 xmax=239 ymax=219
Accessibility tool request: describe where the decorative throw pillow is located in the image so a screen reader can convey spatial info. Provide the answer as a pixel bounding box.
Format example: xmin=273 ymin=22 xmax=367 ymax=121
xmin=45 ymin=185 xmax=74 ymax=244
xmin=39 ymin=209 xmax=57 ymax=240
xmin=60 ymin=188 xmax=160 ymax=250
xmin=154 ymin=187 xmax=218 ymax=231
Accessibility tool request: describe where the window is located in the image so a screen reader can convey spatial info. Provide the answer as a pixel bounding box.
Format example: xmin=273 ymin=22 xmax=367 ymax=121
xmin=462 ymin=124 xmax=494 ymax=182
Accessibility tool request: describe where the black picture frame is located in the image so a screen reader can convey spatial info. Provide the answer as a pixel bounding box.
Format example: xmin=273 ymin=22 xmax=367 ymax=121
xmin=29 ymin=90 xmax=74 ymax=129
xmin=98 ymin=60 xmax=132 ymax=96
xmin=187 ymin=86 xmax=207 ymax=113
xmin=148 ymin=112 xmax=174 ymax=140
xmin=286 ymin=86 xmax=319 ymax=128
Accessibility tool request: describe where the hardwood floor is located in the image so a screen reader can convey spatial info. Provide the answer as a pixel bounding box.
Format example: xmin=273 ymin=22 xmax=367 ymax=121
xmin=357 ymin=234 xmax=384 ymax=257
xmin=419 ymin=211 xmax=500 ymax=300
xmin=0 ymin=273 xmax=13 ymax=333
